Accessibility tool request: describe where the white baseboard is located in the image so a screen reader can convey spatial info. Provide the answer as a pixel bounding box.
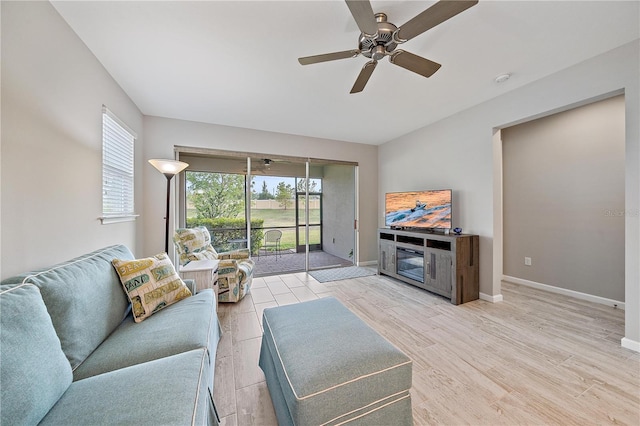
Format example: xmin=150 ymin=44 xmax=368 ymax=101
xmin=479 ymin=292 xmax=503 ymax=303
xmin=358 ymin=260 xmax=378 ymax=267
xmin=503 ymin=275 xmax=625 ymax=310
xmin=621 ymin=337 xmax=640 ymax=353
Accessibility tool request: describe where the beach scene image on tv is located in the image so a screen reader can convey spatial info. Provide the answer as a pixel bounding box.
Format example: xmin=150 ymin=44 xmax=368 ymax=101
xmin=385 ymin=190 xmax=452 ymax=228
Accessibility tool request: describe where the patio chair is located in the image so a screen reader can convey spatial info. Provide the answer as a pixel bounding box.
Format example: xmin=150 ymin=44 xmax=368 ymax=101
xmin=260 ymin=229 xmax=282 ymax=260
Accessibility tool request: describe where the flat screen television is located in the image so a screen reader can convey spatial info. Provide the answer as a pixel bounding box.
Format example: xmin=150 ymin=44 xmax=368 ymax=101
xmin=385 ymin=189 xmax=452 ymax=230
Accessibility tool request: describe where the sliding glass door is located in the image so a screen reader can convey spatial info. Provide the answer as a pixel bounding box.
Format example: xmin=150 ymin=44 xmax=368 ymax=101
xmin=177 ymin=149 xmax=357 ymax=276
xmin=295 ymin=180 xmax=322 ymax=253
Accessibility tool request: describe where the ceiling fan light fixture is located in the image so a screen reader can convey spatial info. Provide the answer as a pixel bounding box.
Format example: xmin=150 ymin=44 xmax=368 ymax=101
xmin=372 ymin=45 xmax=386 ymax=60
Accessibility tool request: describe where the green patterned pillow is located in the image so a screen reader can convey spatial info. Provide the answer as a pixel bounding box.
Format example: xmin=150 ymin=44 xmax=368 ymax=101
xmin=112 ymin=253 xmax=192 ymax=322
xmin=173 ymin=227 xmax=218 ymax=266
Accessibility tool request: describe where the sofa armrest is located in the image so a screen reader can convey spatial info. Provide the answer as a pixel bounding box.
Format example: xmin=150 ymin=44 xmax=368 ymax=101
xmin=183 ymin=279 xmax=197 ymax=294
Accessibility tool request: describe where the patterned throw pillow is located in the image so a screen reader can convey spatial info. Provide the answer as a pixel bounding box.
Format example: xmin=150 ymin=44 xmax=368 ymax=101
xmin=173 ymin=227 xmax=218 ymax=266
xmin=112 ymin=253 xmax=192 ymax=322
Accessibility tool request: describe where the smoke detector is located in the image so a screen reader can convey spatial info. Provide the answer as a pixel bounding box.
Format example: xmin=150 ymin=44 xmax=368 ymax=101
xmin=494 ymin=73 xmax=511 ymax=84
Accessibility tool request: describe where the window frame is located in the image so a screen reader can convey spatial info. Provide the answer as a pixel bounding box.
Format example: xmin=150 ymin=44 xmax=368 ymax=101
xmin=99 ymin=106 xmax=138 ymax=224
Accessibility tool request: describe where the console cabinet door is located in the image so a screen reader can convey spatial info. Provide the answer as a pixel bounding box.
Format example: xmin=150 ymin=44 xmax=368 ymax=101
xmin=425 ymin=250 xmax=452 ymax=297
xmin=379 ymin=241 xmax=395 ymax=274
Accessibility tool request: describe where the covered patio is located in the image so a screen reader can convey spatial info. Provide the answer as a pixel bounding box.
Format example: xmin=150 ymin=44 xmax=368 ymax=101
xmin=252 ymin=250 xmax=352 ymax=277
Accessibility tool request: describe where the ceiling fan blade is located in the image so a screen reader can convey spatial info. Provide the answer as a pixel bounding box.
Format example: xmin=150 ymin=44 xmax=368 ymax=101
xmin=389 ymin=50 xmax=441 ymax=78
xmin=395 ymin=0 xmax=478 ymax=42
xmin=350 ymin=60 xmax=377 ymax=94
xmin=298 ymin=49 xmax=360 ymax=65
xmin=345 ymin=0 xmax=378 ymax=38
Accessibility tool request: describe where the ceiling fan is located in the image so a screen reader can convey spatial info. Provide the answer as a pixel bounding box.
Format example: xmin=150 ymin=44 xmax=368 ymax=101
xmin=243 ymin=159 xmax=274 ymax=173
xmin=298 ymin=0 xmax=478 ymax=93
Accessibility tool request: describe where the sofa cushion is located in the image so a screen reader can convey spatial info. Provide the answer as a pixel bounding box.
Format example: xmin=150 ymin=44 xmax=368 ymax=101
xmin=40 ymin=348 xmax=213 ymax=426
xmin=174 ymin=226 xmax=218 ymax=266
xmin=112 ymin=252 xmax=192 ymax=322
xmin=0 ymin=284 xmax=73 ymax=425
xmin=73 ymin=289 xmax=220 ymax=383
xmin=0 ymin=245 xmax=134 ymax=371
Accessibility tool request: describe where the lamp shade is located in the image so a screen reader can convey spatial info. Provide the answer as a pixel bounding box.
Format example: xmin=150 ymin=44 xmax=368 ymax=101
xmin=148 ymin=159 xmax=189 ymax=176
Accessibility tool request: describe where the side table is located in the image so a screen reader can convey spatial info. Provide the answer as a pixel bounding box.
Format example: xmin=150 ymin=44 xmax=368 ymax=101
xmin=179 ymin=259 xmax=219 ymax=310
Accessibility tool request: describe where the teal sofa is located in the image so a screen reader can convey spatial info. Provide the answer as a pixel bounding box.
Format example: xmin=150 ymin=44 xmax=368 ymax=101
xmin=0 ymin=245 xmax=220 ymax=425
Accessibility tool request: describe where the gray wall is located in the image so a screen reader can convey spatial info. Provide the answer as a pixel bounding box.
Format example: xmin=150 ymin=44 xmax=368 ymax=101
xmin=379 ymin=40 xmax=639 ymax=348
xmin=322 ymin=164 xmax=356 ymax=261
xmin=143 ymin=116 xmax=378 ymax=265
xmin=1 ymin=1 xmax=143 ymax=279
xmin=502 ymin=95 xmax=625 ymax=302
xmin=0 ymin=1 xmax=378 ymax=278
xmin=2 ymin=0 xmax=638 ymax=350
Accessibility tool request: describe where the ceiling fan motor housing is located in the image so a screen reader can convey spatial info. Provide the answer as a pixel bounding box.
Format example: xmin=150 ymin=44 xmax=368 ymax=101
xmin=359 ymin=13 xmax=398 ymax=59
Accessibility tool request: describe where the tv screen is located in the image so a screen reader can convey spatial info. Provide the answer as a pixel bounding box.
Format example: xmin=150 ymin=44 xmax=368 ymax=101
xmin=385 ymin=189 xmax=452 ymax=229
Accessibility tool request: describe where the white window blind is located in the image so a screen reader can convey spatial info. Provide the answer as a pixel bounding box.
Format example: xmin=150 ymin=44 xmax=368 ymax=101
xmin=101 ymin=107 xmax=137 ymax=223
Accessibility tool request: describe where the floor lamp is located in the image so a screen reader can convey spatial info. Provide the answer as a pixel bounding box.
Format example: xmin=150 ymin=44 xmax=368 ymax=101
xmin=148 ymin=159 xmax=189 ymax=254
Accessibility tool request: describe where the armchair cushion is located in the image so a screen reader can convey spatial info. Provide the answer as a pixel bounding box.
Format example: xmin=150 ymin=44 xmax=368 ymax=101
xmin=174 ymin=227 xmax=218 ymax=266
xmin=216 ymin=248 xmax=250 ymax=260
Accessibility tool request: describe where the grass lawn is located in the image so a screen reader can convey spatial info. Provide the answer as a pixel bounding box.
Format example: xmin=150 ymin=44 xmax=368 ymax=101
xmin=250 ymin=208 xmax=320 ymax=227
xmin=186 ymin=208 xmax=321 ymax=251
xmin=187 ymin=208 xmax=319 ymax=227
xmin=251 ymin=209 xmax=320 ymax=250
xmin=273 ymin=227 xmax=320 ymax=250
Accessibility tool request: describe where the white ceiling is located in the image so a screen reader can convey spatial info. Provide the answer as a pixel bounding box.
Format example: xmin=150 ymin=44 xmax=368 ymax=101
xmin=52 ymin=1 xmax=639 ymax=145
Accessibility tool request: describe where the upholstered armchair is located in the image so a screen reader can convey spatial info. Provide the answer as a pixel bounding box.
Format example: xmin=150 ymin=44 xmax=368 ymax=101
xmin=173 ymin=226 xmax=254 ymax=303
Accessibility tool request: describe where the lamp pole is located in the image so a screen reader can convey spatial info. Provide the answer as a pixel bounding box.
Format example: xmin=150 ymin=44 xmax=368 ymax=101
xmin=163 ymin=173 xmax=173 ymax=254
xmin=148 ymin=159 xmax=189 ymax=254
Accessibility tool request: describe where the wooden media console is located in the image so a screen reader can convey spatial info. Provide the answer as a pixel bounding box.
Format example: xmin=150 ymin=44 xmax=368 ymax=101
xmin=378 ymin=228 xmax=479 ymax=305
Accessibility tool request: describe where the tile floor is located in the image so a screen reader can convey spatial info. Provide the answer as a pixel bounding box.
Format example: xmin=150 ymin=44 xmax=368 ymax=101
xmin=212 ymin=272 xmax=639 ymax=426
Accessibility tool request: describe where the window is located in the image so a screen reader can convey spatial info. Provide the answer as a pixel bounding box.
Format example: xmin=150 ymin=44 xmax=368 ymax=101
xmin=101 ymin=106 xmax=137 ymax=223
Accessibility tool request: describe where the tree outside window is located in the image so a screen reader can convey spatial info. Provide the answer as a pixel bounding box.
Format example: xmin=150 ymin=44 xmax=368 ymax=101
xmin=186 ymin=172 xmax=245 ymax=219
xmin=275 ymin=181 xmax=294 ymax=210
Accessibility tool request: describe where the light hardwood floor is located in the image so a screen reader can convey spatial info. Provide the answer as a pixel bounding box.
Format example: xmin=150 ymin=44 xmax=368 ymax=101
xmin=213 ymin=272 xmax=640 ymax=425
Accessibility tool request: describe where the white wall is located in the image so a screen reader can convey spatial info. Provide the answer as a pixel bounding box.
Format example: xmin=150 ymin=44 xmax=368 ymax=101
xmin=379 ymin=41 xmax=640 ymax=350
xmin=1 ymin=1 xmax=143 ymax=279
xmin=143 ymin=116 xmax=378 ymax=265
